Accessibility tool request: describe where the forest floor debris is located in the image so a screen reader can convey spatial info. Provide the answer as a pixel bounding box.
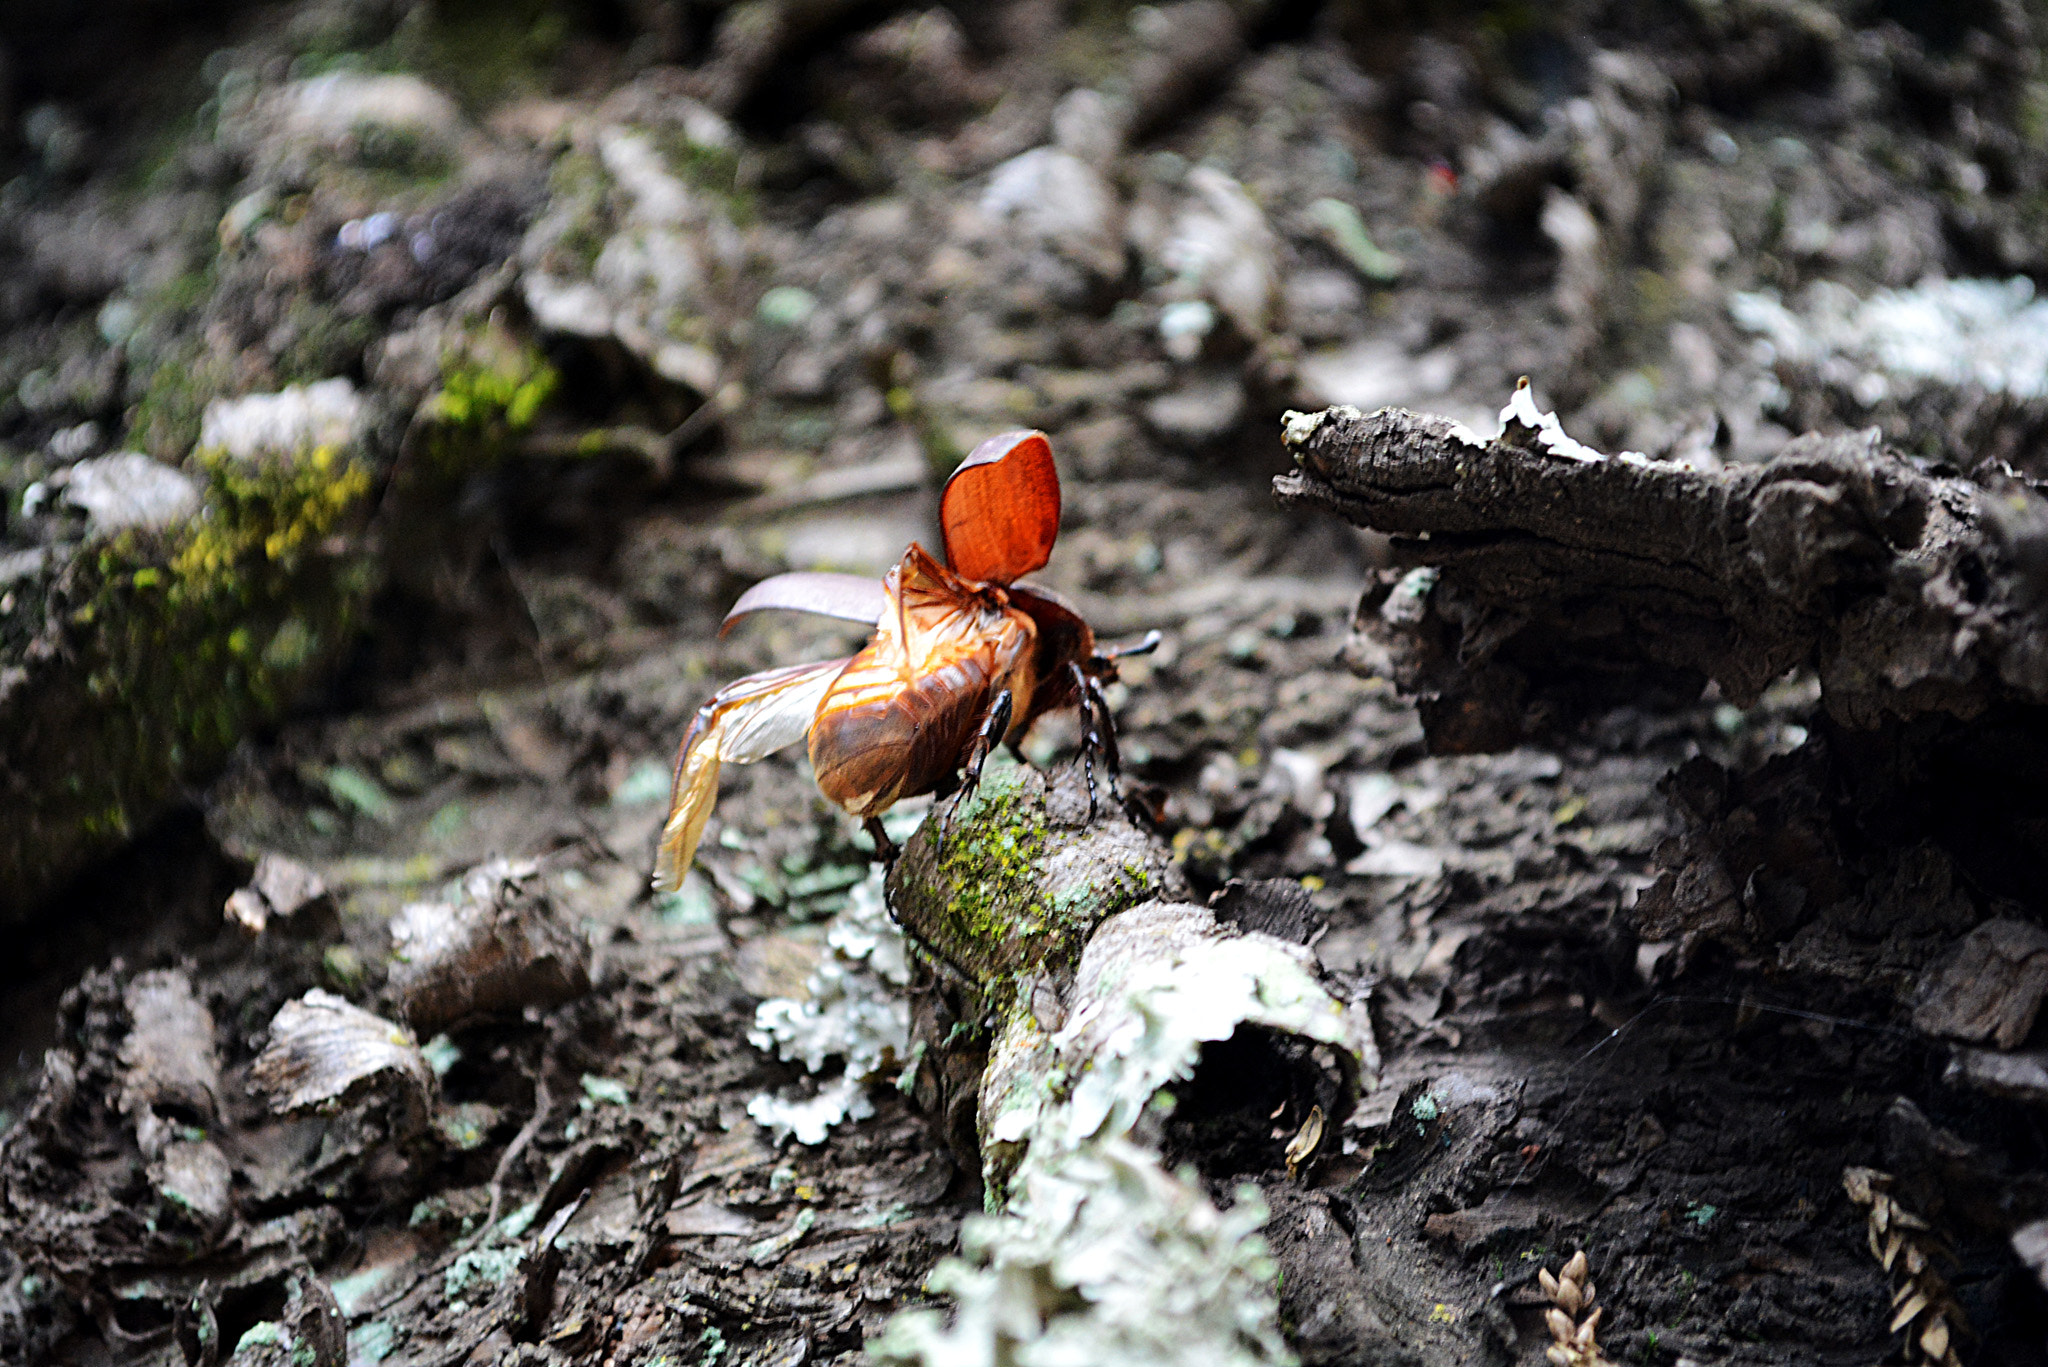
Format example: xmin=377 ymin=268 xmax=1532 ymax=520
xmin=4 ymin=0 xmax=2048 ymax=1363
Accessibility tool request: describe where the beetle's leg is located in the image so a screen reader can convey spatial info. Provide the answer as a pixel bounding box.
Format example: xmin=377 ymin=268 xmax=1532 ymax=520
xmin=947 ymin=687 xmax=1014 ymax=832
xmin=1078 ymin=662 xmax=1131 ymax=820
xmin=1071 ymin=662 xmax=1098 ymax=819
xmin=1070 ymin=661 xmax=1125 ymax=820
xmin=863 ymin=816 xmax=898 ymax=868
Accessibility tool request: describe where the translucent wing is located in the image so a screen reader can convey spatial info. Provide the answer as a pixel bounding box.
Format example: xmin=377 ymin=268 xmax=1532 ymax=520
xmin=941 ymin=429 xmax=1061 ymax=584
xmin=652 ymin=657 xmax=852 ymax=891
xmin=720 ymin=572 xmax=889 ymax=637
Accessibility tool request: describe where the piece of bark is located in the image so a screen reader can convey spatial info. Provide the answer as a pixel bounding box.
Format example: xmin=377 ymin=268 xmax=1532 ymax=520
xmin=1272 ymin=393 xmax=2048 ymax=749
xmin=227 ymin=853 xmax=333 ymax=936
xmin=1914 ymin=920 xmax=2048 ymax=1050
xmin=1945 ymin=1047 xmax=2048 ymax=1106
xmin=119 ymin=969 xmax=222 ymax=1128
xmin=251 ymin=989 xmax=435 ymax=1133
xmin=386 ymin=858 xmax=591 ymax=1034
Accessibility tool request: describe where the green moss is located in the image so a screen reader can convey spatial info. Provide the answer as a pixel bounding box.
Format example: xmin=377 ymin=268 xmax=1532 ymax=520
xmin=896 ymin=758 xmax=1162 ymax=1023
xmin=0 ymin=438 xmax=379 ymax=921
xmin=417 ymin=325 xmax=560 ymax=477
xmin=920 ymin=760 xmax=1050 ymax=991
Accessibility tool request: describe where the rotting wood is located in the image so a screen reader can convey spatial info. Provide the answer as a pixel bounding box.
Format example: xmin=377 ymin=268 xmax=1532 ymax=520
xmin=875 ymin=755 xmax=1377 ymax=1363
xmin=1272 ymin=390 xmax=2048 ymax=750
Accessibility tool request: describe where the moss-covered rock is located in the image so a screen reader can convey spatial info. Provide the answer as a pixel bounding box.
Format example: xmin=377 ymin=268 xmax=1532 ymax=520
xmin=0 ymin=422 xmax=381 ymax=923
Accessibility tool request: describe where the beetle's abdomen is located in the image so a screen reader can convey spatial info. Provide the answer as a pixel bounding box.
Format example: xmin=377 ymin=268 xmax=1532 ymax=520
xmin=810 ymin=652 xmax=996 ymax=816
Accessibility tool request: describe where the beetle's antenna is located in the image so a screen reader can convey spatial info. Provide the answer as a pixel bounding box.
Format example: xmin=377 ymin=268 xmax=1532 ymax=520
xmin=1097 ymin=629 xmax=1162 ymax=661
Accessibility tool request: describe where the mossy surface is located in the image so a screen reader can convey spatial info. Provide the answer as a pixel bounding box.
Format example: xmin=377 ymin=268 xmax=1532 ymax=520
xmin=0 ymin=305 xmax=567 ymax=919
xmin=417 ymin=328 xmax=559 ymax=476
xmin=0 ymin=441 xmax=380 ymax=920
xmin=887 ymin=756 xmax=1178 ymax=1018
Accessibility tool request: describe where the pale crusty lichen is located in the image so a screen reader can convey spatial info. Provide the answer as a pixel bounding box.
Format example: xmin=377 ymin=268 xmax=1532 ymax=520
xmin=872 ymin=1138 xmax=1292 ymax=1367
xmin=747 ymin=868 xmax=914 ymax=1144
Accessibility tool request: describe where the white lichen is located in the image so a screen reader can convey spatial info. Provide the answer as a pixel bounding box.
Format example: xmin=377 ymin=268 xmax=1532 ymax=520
xmin=1731 ymin=276 xmax=2048 ymax=403
xmin=1498 ymin=379 xmax=1630 ymax=463
xmin=879 ymin=901 xmax=1376 ymax=1367
xmin=58 ymin=453 xmax=202 ymax=535
xmin=1034 ymin=904 xmax=1373 ymax=1163
xmin=872 ymin=1139 xmax=1291 ymax=1367
xmin=199 ymin=379 xmax=367 ymax=461
xmin=746 ymin=869 xmax=912 ymax=1144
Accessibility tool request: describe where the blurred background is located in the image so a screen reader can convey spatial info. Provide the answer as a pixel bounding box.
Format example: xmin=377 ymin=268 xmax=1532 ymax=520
xmin=3 ymin=1 xmax=2047 ymax=1363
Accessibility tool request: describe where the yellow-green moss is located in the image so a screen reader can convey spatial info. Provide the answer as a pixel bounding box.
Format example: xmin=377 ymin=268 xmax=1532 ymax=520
xmin=894 ymin=759 xmax=1163 ymax=1022
xmin=173 ymin=444 xmax=374 ymax=585
xmin=921 ymin=762 xmax=1053 ymax=989
xmin=0 ymin=441 xmax=380 ymax=921
xmin=417 ymin=327 xmax=560 ymax=476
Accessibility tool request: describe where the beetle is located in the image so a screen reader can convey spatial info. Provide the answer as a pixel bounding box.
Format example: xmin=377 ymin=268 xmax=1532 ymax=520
xmin=651 ymin=429 xmax=1157 ymax=891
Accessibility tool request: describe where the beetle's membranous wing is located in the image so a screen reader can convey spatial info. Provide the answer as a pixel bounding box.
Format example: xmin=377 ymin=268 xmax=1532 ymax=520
xmin=811 ymin=546 xmax=1036 ymax=816
xmin=652 ymin=656 xmax=853 ymax=891
xmin=940 ymin=430 xmax=1061 ymax=585
xmin=719 ymin=571 xmax=889 ymax=636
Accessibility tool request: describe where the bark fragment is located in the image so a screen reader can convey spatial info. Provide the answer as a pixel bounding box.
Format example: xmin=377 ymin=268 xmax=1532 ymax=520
xmin=251 ymin=990 xmax=435 ymax=1135
xmin=1912 ymin=920 xmax=2048 ymax=1049
xmin=385 ymin=858 xmax=591 ymax=1035
xmin=1272 ymin=392 xmax=2048 ymax=748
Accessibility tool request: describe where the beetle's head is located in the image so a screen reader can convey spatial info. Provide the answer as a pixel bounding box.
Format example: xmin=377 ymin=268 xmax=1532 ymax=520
xmin=1088 ymin=629 xmax=1162 ymax=680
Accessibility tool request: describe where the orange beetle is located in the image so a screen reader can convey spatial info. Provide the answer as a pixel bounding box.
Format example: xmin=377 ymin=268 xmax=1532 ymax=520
xmin=651 ymin=430 xmax=1157 ymax=890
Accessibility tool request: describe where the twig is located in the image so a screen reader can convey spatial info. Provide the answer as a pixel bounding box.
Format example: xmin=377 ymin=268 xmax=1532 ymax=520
xmin=479 ymin=1065 xmax=559 ymax=1241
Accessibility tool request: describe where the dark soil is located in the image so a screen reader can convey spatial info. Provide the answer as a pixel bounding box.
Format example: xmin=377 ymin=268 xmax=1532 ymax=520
xmin=5 ymin=1 xmax=2048 ymax=1364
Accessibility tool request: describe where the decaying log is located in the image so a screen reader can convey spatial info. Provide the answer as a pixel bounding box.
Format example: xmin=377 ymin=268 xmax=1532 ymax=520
xmin=1273 ymin=391 xmax=2048 ymax=1097
xmin=1272 ymin=387 xmax=2048 ymax=751
xmin=876 ymin=755 xmax=1378 ymax=1364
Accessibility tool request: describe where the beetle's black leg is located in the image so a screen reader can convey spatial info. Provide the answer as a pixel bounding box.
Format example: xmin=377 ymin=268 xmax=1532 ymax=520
xmin=1071 ymin=662 xmax=1130 ymax=823
xmin=863 ymin=816 xmax=898 ymax=868
xmin=946 ymin=687 xmax=1014 ymax=833
xmin=1070 ymin=662 xmax=1103 ymax=819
